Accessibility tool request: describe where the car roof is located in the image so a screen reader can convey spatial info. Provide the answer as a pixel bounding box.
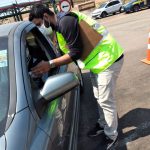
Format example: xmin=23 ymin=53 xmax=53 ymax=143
xmin=100 ymin=0 xmax=119 ymax=6
xmin=107 ymin=0 xmax=120 ymax=3
xmin=109 ymin=0 xmax=120 ymax=1
xmin=0 ymin=22 xmax=21 ymax=37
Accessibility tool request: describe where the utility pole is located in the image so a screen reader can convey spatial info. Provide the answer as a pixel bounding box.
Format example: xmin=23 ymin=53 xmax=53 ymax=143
xmin=50 ymin=0 xmax=59 ymax=14
xmin=70 ymin=0 xmax=74 ymax=7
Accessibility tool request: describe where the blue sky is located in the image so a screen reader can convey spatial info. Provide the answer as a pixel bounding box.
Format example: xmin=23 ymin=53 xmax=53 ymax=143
xmin=0 ymin=0 xmax=36 ymax=7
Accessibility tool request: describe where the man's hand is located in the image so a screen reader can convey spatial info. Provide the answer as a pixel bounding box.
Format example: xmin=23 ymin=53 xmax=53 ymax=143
xmin=31 ymin=61 xmax=51 ymax=76
xmin=31 ymin=54 xmax=73 ymax=76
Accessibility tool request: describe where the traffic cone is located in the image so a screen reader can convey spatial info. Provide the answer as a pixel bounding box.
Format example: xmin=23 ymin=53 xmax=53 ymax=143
xmin=141 ymin=32 xmax=150 ymax=64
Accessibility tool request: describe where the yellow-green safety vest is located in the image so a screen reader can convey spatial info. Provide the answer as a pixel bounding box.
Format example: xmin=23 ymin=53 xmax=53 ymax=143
xmin=56 ymin=11 xmax=124 ymax=74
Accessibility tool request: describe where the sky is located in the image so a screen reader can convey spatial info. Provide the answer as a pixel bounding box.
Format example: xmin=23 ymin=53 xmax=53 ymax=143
xmin=0 ymin=0 xmax=38 ymax=7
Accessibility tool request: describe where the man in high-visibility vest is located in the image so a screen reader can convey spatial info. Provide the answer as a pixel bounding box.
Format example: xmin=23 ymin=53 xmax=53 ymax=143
xmin=31 ymin=4 xmax=124 ymax=149
xmin=29 ymin=7 xmax=53 ymax=42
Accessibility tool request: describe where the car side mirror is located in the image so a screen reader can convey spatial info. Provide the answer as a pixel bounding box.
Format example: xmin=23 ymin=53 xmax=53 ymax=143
xmin=35 ymin=72 xmax=79 ymax=117
xmin=40 ymin=72 xmax=79 ymax=101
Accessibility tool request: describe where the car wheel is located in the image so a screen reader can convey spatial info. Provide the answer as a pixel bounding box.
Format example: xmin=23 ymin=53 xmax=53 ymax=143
xmin=113 ymin=12 xmax=116 ymax=15
xmin=101 ymin=12 xmax=107 ymax=18
xmin=126 ymin=11 xmax=130 ymax=14
xmin=119 ymin=7 xmax=123 ymax=13
xmin=133 ymin=5 xmax=140 ymax=12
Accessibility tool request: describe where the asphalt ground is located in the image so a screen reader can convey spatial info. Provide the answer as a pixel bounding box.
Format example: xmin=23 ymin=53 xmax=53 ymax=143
xmin=78 ymin=9 xmax=150 ymax=150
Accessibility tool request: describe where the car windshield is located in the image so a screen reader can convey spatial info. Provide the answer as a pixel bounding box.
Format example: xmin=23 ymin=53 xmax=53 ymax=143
xmin=99 ymin=2 xmax=107 ymax=8
xmin=0 ymin=37 xmax=9 ymax=129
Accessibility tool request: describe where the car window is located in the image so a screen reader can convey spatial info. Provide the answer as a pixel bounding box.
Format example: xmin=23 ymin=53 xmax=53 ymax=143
xmin=25 ymin=28 xmax=59 ymax=108
xmin=113 ymin=1 xmax=120 ymax=5
xmin=0 ymin=37 xmax=9 ymax=134
xmin=26 ymin=28 xmax=58 ymax=73
xmin=26 ymin=32 xmax=49 ymax=71
xmin=107 ymin=2 xmax=115 ymax=7
xmin=99 ymin=2 xmax=107 ymax=8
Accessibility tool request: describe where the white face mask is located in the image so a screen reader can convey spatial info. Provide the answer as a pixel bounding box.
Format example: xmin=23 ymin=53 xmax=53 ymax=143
xmin=38 ymin=24 xmax=53 ymax=36
xmin=38 ymin=25 xmax=45 ymax=34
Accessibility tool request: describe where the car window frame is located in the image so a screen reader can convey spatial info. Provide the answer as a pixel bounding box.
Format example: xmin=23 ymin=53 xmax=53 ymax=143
xmin=113 ymin=1 xmax=120 ymax=5
xmin=20 ymin=24 xmax=61 ymax=119
xmin=99 ymin=3 xmax=107 ymax=8
xmin=19 ymin=23 xmax=80 ymax=149
xmin=0 ymin=36 xmax=10 ymax=136
xmin=106 ymin=2 xmax=115 ymax=7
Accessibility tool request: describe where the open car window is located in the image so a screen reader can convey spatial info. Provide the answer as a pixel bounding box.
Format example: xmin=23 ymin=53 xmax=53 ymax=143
xmin=25 ymin=27 xmax=59 ymax=107
xmin=26 ymin=32 xmax=48 ymax=71
xmin=25 ymin=27 xmax=58 ymax=73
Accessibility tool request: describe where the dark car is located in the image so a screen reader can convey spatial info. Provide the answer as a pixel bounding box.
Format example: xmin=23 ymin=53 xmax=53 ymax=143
xmin=0 ymin=21 xmax=82 ymax=150
xmin=123 ymin=0 xmax=150 ymax=13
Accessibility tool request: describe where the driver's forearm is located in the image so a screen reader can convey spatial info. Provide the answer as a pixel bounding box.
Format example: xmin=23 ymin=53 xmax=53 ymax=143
xmin=52 ymin=54 xmax=73 ymax=67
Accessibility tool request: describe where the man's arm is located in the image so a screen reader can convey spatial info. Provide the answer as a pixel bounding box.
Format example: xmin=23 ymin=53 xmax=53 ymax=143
xmin=31 ymin=54 xmax=72 ymax=75
xmin=32 ymin=15 xmax=82 ymax=76
xmin=59 ymin=15 xmax=82 ymax=61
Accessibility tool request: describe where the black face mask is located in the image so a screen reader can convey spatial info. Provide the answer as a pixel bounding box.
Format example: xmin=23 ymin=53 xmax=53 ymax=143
xmin=44 ymin=20 xmax=56 ymax=31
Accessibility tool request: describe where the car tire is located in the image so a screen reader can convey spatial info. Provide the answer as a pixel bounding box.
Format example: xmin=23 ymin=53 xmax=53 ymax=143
xmin=113 ymin=12 xmax=116 ymax=15
xmin=98 ymin=15 xmax=101 ymax=19
xmin=133 ymin=5 xmax=140 ymax=12
xmin=126 ymin=11 xmax=130 ymax=14
xmin=119 ymin=7 xmax=123 ymax=13
xmin=101 ymin=12 xmax=107 ymax=18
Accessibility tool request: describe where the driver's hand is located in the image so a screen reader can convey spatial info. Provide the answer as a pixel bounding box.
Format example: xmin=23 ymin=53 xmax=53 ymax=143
xmin=31 ymin=61 xmax=51 ymax=76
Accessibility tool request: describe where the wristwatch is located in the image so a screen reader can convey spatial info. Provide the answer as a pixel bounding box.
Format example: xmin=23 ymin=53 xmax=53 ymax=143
xmin=48 ymin=60 xmax=56 ymax=68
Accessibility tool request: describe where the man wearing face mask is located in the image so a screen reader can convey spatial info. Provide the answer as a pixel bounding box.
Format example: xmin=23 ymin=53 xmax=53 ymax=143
xmin=31 ymin=4 xmax=124 ymax=150
xmin=29 ymin=7 xmax=53 ymax=41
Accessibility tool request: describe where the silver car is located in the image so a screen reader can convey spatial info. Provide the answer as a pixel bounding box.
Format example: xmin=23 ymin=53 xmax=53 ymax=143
xmin=91 ymin=0 xmax=123 ymax=19
xmin=0 ymin=21 xmax=82 ymax=150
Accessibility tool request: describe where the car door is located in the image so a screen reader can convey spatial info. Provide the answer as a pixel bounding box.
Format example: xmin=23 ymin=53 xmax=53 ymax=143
xmin=21 ymin=23 xmax=80 ymax=150
xmin=106 ymin=1 xmax=116 ymax=13
xmin=113 ymin=0 xmax=122 ymax=11
xmin=139 ymin=0 xmax=144 ymax=7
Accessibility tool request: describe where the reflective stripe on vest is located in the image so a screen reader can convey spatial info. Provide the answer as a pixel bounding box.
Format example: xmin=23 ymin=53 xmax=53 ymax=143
xmin=56 ymin=12 xmax=124 ymax=74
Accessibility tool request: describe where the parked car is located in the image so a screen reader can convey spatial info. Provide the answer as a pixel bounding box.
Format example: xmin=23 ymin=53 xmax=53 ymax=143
xmin=123 ymin=0 xmax=150 ymax=13
xmin=0 ymin=21 xmax=83 ymax=150
xmin=91 ymin=0 xmax=123 ymax=19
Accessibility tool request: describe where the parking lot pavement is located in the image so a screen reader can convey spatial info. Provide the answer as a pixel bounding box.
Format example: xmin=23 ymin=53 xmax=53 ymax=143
xmin=78 ymin=9 xmax=150 ymax=150
xmin=77 ymin=71 xmax=101 ymax=150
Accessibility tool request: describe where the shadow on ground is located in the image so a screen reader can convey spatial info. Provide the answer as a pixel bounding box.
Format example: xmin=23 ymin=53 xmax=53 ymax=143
xmin=78 ymin=73 xmax=150 ymax=150
xmin=78 ymin=72 xmax=101 ymax=150
xmin=117 ymin=108 xmax=150 ymax=150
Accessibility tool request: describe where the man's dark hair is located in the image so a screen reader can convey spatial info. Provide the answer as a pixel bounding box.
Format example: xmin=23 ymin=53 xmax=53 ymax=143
xmin=29 ymin=4 xmax=55 ymax=21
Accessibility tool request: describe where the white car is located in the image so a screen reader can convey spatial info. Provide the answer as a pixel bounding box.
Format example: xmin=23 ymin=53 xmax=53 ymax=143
xmin=91 ymin=0 xmax=123 ymax=18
